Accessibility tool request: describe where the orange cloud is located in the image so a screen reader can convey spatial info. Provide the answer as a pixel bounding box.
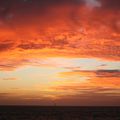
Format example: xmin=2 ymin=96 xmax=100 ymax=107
xmin=50 ymin=70 xmax=120 ymax=96
xmin=0 ymin=2 xmax=120 ymax=63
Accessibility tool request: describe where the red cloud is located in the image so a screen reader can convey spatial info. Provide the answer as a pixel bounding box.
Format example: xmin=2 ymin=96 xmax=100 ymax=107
xmin=0 ymin=1 xmax=119 ymax=69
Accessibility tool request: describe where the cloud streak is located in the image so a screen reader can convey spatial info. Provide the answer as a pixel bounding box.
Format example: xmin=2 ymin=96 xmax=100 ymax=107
xmin=1 ymin=77 xmax=17 ymax=81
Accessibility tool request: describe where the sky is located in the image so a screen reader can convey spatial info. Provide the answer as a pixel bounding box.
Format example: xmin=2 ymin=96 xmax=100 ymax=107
xmin=0 ymin=0 xmax=120 ymax=106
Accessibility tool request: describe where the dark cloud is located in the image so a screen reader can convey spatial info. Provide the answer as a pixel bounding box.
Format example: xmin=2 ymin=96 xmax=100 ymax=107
xmin=95 ymin=70 xmax=120 ymax=77
xmin=0 ymin=93 xmax=10 ymax=98
xmin=0 ymin=0 xmax=119 ymax=18
xmin=18 ymin=43 xmax=48 ymax=50
xmin=61 ymin=69 xmax=120 ymax=78
xmin=0 ymin=64 xmax=16 ymax=70
xmin=101 ymin=0 xmax=120 ymax=10
xmin=0 ymin=42 xmax=13 ymax=51
xmin=0 ymin=0 xmax=119 ymax=9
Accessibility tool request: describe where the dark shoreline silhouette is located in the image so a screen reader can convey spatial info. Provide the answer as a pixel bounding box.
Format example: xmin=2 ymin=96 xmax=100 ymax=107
xmin=0 ymin=106 xmax=120 ymax=120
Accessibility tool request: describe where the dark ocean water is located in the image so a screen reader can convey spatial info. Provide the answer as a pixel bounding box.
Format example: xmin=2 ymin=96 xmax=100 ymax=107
xmin=0 ymin=106 xmax=120 ymax=120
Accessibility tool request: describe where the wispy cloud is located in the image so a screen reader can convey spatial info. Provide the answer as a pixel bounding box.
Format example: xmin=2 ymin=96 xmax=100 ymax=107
xmin=83 ymin=0 xmax=102 ymax=8
xmin=1 ymin=77 xmax=17 ymax=81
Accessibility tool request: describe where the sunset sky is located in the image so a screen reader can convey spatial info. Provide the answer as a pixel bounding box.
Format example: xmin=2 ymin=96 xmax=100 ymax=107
xmin=0 ymin=0 xmax=120 ymax=106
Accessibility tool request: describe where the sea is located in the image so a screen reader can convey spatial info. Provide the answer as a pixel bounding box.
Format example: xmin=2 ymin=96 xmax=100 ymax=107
xmin=0 ymin=106 xmax=120 ymax=120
